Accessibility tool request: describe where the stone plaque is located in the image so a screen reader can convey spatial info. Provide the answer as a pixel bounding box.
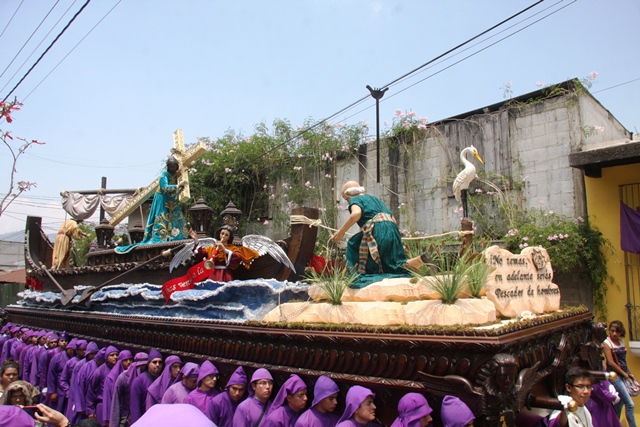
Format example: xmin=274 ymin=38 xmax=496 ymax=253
xmin=484 ymin=245 xmax=560 ymax=317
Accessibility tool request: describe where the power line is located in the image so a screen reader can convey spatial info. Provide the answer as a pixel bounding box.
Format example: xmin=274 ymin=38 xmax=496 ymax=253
xmin=0 ymin=0 xmax=25 ymax=39
xmin=0 ymin=0 xmax=80 ymax=95
xmin=22 ymin=0 xmax=122 ymax=103
xmin=2 ymin=0 xmax=92 ymax=102
xmin=337 ymin=0 xmax=577 ymax=124
xmin=241 ymin=0 xmax=554 ymax=167
xmin=381 ymin=0 xmax=545 ymax=91
xmin=23 ymin=151 xmax=159 ymax=168
xmin=593 ymin=77 xmax=640 ymax=94
xmin=0 ymin=0 xmax=62 ymax=81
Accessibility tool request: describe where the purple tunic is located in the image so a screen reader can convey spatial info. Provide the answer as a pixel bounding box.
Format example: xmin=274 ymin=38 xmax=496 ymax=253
xmin=66 ymin=357 xmax=88 ymax=422
xmin=21 ymin=344 xmax=38 ymax=382
xmin=46 ymin=348 xmax=70 ymax=405
xmin=87 ymin=359 xmax=116 ymax=421
xmin=162 ymin=381 xmax=193 ymax=404
xmin=208 ymin=390 xmax=240 ymax=427
xmin=145 ymin=355 xmax=182 ymax=410
xmin=58 ymin=355 xmax=80 ymax=412
xmin=110 ymin=351 xmax=145 ymax=426
xmin=102 ymin=349 xmax=133 ymax=425
xmin=233 ymin=395 xmax=273 ymax=427
xmin=264 ymin=404 xmax=301 ymax=427
xmin=207 ymin=366 xmax=248 ymax=427
xmin=184 ymin=360 xmax=220 ymax=414
xmin=161 ymin=362 xmax=199 ymax=404
xmin=440 ymin=395 xmax=475 ymax=427
xmin=86 ymin=345 xmax=118 ymax=421
xmin=185 ymin=387 xmax=221 ymax=414
xmin=0 ymin=337 xmax=16 ymax=365
xmin=130 ymin=371 xmax=157 ymax=425
xmin=75 ymin=358 xmax=99 ymax=414
xmin=585 ymin=381 xmax=623 ymax=427
xmin=295 ymin=407 xmax=340 ymax=427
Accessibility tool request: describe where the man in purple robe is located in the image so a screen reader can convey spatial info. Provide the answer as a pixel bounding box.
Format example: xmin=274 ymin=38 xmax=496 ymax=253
xmin=34 ymin=332 xmax=59 ymax=397
xmin=390 ymin=393 xmax=434 ymax=427
xmin=110 ymin=351 xmax=147 ymax=427
xmin=145 ymin=354 xmax=182 ymax=410
xmin=0 ymin=324 xmax=11 ymax=359
xmin=47 ymin=337 xmax=76 ymax=410
xmin=65 ymin=341 xmax=98 ymax=424
xmin=102 ymin=349 xmax=132 ymax=426
xmin=207 ymin=365 xmax=247 ymax=427
xmin=161 ymin=362 xmax=199 ymax=404
xmin=440 ymin=395 xmax=475 ymax=427
xmin=263 ymin=374 xmax=308 ymax=427
xmin=86 ymin=345 xmax=119 ymax=424
xmin=233 ymin=368 xmax=274 ymax=427
xmin=9 ymin=329 xmax=28 ymax=363
xmin=0 ymin=326 xmax=19 ymax=365
xmin=295 ymin=376 xmax=340 ymax=427
xmin=18 ymin=330 xmax=39 ymax=380
xmin=59 ymin=339 xmax=85 ymax=414
xmin=129 ymin=349 xmax=164 ymax=425
xmin=585 ymin=380 xmax=623 ymax=427
xmin=336 ymin=386 xmax=383 ymax=427
xmin=184 ymin=360 xmax=220 ymax=414
xmin=24 ymin=331 xmax=46 ymax=385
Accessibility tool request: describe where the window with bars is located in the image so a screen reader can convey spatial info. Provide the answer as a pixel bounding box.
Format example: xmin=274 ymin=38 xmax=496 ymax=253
xmin=620 ymin=182 xmax=640 ymax=340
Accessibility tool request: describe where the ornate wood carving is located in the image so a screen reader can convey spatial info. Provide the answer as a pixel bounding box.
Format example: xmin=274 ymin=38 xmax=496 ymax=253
xmin=4 ymin=306 xmax=596 ymax=426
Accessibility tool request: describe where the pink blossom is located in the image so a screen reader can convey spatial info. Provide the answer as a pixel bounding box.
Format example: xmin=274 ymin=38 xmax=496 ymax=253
xmin=406 ymin=111 xmax=416 ymax=118
xmin=263 ymin=220 xmax=269 ymax=225
xmin=394 ymin=109 xmax=404 ymax=117
xmin=293 ymin=166 xmax=302 ymax=171
xmin=589 ymin=71 xmax=598 ymax=80
xmin=225 ymin=168 xmax=232 ymax=173
xmin=594 ymin=126 xmax=605 ymax=132
xmin=325 ymin=173 xmax=332 ymax=178
xmin=304 ymin=181 xmax=313 ymax=188
xmin=402 ymin=121 xmax=411 ymax=129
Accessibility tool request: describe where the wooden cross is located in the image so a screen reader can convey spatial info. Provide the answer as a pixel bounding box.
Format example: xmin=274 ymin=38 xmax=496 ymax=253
xmin=108 ymin=129 xmax=206 ymax=226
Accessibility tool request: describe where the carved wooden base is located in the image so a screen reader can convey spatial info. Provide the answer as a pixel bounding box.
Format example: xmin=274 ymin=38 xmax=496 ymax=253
xmin=3 ymin=306 xmax=598 ymax=426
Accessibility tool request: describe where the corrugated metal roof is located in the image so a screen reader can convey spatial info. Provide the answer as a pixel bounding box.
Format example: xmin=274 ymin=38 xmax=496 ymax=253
xmin=0 ymin=269 xmax=26 ymax=284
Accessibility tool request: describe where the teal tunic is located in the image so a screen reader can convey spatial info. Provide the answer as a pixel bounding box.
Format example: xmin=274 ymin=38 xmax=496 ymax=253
xmin=116 ymin=170 xmax=187 ymax=254
xmin=346 ymin=195 xmax=409 ymax=287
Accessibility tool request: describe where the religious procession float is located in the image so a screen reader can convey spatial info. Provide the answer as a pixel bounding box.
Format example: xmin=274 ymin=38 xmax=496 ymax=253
xmin=2 ymin=132 xmax=606 ymax=426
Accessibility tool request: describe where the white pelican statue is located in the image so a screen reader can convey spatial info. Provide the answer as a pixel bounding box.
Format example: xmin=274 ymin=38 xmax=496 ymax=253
xmin=453 ymin=145 xmax=484 ymax=218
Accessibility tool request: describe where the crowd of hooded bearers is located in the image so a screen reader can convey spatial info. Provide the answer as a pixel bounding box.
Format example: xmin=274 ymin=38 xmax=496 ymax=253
xmin=0 ymin=321 xmax=633 ymax=427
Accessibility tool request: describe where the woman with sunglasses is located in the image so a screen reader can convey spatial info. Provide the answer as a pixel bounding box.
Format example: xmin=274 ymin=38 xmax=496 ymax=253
xmin=604 ymin=320 xmax=638 ymax=427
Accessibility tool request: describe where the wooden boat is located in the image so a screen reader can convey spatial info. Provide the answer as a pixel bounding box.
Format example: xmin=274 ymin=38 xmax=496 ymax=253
xmin=23 ymin=206 xmax=319 ymax=295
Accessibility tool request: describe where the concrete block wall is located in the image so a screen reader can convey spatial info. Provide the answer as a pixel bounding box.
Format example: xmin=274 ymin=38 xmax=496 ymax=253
xmin=333 ymin=90 xmax=630 ymax=237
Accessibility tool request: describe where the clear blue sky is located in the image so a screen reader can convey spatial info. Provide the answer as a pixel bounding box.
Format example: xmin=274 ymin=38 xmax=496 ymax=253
xmin=1 ymin=0 xmax=638 ymax=237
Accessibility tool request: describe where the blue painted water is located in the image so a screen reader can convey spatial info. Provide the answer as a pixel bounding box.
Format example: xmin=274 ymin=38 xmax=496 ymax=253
xmin=17 ymin=279 xmax=310 ymax=321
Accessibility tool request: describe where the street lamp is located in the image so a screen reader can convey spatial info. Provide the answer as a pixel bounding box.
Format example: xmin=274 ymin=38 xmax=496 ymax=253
xmin=366 ymin=85 xmax=389 ymax=184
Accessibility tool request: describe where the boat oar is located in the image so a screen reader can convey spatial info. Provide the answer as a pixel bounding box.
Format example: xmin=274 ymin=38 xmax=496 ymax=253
xmin=39 ymin=263 xmax=77 ymax=306
xmin=77 ymin=243 xmax=186 ymax=305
